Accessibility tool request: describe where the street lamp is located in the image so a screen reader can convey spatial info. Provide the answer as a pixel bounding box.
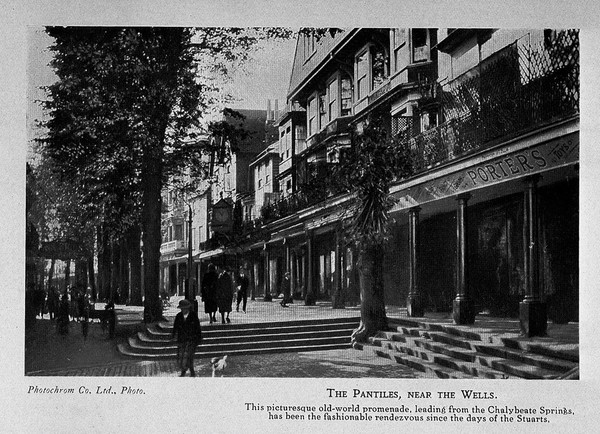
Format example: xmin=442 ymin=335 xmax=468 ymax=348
xmin=186 ymin=203 xmax=197 ymax=312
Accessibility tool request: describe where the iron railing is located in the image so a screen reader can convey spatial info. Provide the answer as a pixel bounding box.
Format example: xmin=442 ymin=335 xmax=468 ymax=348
xmin=408 ymin=30 xmax=579 ymax=170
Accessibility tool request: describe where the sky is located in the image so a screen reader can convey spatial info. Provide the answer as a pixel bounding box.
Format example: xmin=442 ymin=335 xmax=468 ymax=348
xmin=26 ymin=27 xmax=297 ymax=161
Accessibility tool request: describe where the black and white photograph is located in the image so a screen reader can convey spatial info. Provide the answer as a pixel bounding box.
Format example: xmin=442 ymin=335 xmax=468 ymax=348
xmin=4 ymin=0 xmax=600 ymax=432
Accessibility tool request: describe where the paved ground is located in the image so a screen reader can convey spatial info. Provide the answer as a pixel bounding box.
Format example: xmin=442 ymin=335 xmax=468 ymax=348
xmin=25 ymin=296 xmax=578 ymax=377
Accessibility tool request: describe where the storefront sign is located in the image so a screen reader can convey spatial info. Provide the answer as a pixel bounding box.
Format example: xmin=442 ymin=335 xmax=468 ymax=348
xmin=393 ymin=132 xmax=578 ymax=208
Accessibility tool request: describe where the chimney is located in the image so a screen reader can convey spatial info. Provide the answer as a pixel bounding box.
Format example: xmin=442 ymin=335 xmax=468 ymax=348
xmin=266 ymin=99 xmax=272 ymax=121
xmin=274 ymin=99 xmax=279 ymax=121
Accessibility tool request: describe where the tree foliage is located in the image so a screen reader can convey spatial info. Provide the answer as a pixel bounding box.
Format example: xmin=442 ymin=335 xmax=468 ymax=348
xmin=337 ymin=113 xmax=414 ymax=247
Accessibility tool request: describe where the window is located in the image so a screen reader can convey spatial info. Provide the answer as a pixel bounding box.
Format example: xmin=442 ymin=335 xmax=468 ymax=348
xmin=175 ymin=224 xmax=183 ymax=240
xmin=412 ymin=29 xmax=429 ymax=63
xmin=266 ymin=174 xmax=270 ymax=184
xmin=303 ymin=32 xmax=316 ymax=60
xmin=341 ymin=77 xmax=352 ymax=116
xmin=356 ymin=50 xmax=369 ymax=100
xmin=420 ymin=110 xmax=437 ymax=132
xmin=318 ymin=92 xmax=327 ymax=128
xmin=327 ymin=79 xmax=338 ymax=122
xmin=286 ymin=180 xmax=292 ymax=192
xmin=393 ymin=28 xmax=407 ymax=72
xmin=308 ymin=96 xmax=317 ymax=136
xmin=258 ymin=179 xmax=262 ymax=188
xmin=372 ymin=47 xmax=387 ymax=90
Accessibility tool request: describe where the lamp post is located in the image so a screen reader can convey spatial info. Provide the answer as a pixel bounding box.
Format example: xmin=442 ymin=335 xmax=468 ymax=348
xmin=186 ymin=203 xmax=197 ymax=312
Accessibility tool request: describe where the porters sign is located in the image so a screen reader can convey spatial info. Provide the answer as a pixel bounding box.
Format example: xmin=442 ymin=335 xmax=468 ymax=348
xmin=393 ymin=132 xmax=578 ymax=209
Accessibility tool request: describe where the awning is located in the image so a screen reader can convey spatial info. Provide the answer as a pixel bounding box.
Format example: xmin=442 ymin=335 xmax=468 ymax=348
xmin=198 ymin=248 xmax=225 ymax=260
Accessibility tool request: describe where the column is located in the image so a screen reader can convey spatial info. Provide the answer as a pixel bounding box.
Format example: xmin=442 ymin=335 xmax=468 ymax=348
xmin=264 ymin=248 xmax=272 ymax=301
xmin=332 ymin=229 xmax=345 ymax=308
xmin=175 ymin=263 xmax=180 ymax=296
xmin=305 ymin=231 xmax=316 ymax=305
xmin=520 ymin=175 xmax=547 ymax=336
xmin=290 ymin=250 xmax=297 ymax=299
xmin=453 ymin=193 xmax=475 ymax=324
xmin=406 ymin=207 xmax=424 ymax=317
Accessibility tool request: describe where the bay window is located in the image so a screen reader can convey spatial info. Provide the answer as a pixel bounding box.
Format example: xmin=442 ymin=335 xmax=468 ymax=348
xmin=307 ymin=96 xmax=317 ymax=136
xmin=327 ymin=79 xmax=338 ymax=122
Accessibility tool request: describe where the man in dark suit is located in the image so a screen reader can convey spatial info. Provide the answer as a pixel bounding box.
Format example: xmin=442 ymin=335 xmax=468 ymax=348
xmin=172 ymin=299 xmax=202 ymax=377
xmin=236 ymin=267 xmax=250 ymax=313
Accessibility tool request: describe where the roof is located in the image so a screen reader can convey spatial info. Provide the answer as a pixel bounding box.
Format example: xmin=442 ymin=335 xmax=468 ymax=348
xmin=222 ymin=109 xmax=274 ymax=155
xmin=287 ymin=29 xmax=354 ymax=101
xmin=249 ymin=142 xmax=280 ymax=167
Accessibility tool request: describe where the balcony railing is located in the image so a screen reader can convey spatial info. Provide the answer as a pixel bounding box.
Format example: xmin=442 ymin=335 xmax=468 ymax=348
xmin=160 ymin=239 xmax=186 ymax=254
xmin=407 ymin=30 xmax=579 ymax=171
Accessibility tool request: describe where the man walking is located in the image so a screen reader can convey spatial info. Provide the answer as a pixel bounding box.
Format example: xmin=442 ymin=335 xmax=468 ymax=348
xmin=280 ymin=271 xmax=291 ymax=308
xmin=172 ymin=299 xmax=202 ymax=377
xmin=236 ymin=267 xmax=249 ymax=313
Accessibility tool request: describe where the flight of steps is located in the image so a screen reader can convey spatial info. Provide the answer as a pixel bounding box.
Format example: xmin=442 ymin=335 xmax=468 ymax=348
xmin=355 ymin=317 xmax=578 ymax=379
xmin=118 ymin=316 xmax=360 ymax=359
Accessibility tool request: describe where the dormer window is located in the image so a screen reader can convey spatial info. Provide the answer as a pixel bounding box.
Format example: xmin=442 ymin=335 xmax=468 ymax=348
xmin=303 ymin=31 xmax=316 ymax=61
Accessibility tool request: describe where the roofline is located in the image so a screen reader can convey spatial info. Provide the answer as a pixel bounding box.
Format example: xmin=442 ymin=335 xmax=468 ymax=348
xmin=287 ymin=28 xmax=360 ymax=102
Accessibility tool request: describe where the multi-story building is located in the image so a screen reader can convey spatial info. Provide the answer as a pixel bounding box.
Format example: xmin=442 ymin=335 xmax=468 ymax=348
xmin=159 ymin=108 xmax=276 ymax=296
xmin=194 ymin=28 xmax=579 ymax=336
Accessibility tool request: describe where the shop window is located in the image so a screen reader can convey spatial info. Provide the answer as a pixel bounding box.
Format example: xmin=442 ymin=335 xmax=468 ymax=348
xmin=412 ymin=29 xmax=430 ymax=63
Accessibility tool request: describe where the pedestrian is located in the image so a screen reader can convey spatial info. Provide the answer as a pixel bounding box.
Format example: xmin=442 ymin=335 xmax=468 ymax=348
xmin=280 ymin=271 xmax=291 ymax=307
xmin=47 ymin=287 xmax=59 ymax=321
xmin=201 ymin=263 xmax=218 ymax=324
xmin=172 ymin=299 xmax=202 ymax=377
xmin=57 ymin=293 xmax=70 ymax=335
xmin=217 ymin=267 xmax=233 ymax=324
xmin=81 ymin=301 xmax=90 ymax=341
xmin=236 ymin=267 xmax=249 ymax=313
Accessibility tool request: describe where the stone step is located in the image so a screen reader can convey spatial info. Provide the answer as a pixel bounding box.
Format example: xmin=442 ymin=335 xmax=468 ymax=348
xmin=156 ymin=316 xmax=361 ymax=332
xmin=146 ymin=321 xmax=359 ymax=339
xmin=358 ymin=343 xmax=477 ymax=379
xmin=136 ymin=328 xmax=356 ymax=346
xmin=369 ymin=337 xmax=510 ymax=379
xmin=118 ymin=341 xmax=352 ymax=359
xmin=382 ymin=327 xmax=574 ymax=377
xmin=127 ymin=334 xmax=351 ymax=355
xmin=473 ymin=342 xmax=577 ymax=373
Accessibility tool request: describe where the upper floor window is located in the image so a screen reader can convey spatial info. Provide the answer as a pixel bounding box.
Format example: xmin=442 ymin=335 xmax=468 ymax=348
xmin=356 ymin=50 xmax=369 ymax=101
xmin=303 ymin=32 xmax=316 ymax=61
xmin=355 ymin=44 xmax=389 ymax=102
xmin=307 ymin=96 xmax=318 ymax=136
xmin=412 ymin=29 xmax=430 ymax=63
xmin=392 ymin=28 xmax=407 ymax=72
xmin=372 ymin=47 xmax=387 ymax=89
xmin=327 ymin=79 xmax=338 ymax=122
xmin=341 ymin=77 xmax=352 ymax=116
xmin=318 ymin=92 xmax=327 ymax=128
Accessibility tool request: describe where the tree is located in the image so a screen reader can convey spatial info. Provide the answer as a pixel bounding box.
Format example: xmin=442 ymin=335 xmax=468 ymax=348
xmin=40 ymin=27 xmax=295 ymax=321
xmin=335 ymin=114 xmax=413 ymax=344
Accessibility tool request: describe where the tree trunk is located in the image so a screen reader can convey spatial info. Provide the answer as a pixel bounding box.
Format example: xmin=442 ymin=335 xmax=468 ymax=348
xmin=142 ymin=149 xmax=164 ymax=322
xmin=64 ymin=258 xmax=71 ymax=291
xmin=351 ymin=243 xmax=388 ymax=345
xmin=75 ymin=258 xmax=87 ymax=287
xmin=119 ymin=238 xmax=129 ymax=304
xmin=110 ymin=240 xmax=119 ymax=301
xmin=99 ymin=225 xmax=112 ymax=301
xmin=128 ymin=225 xmax=143 ymax=306
xmin=87 ymin=255 xmax=96 ymax=301
xmin=47 ymin=257 xmax=55 ymax=289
